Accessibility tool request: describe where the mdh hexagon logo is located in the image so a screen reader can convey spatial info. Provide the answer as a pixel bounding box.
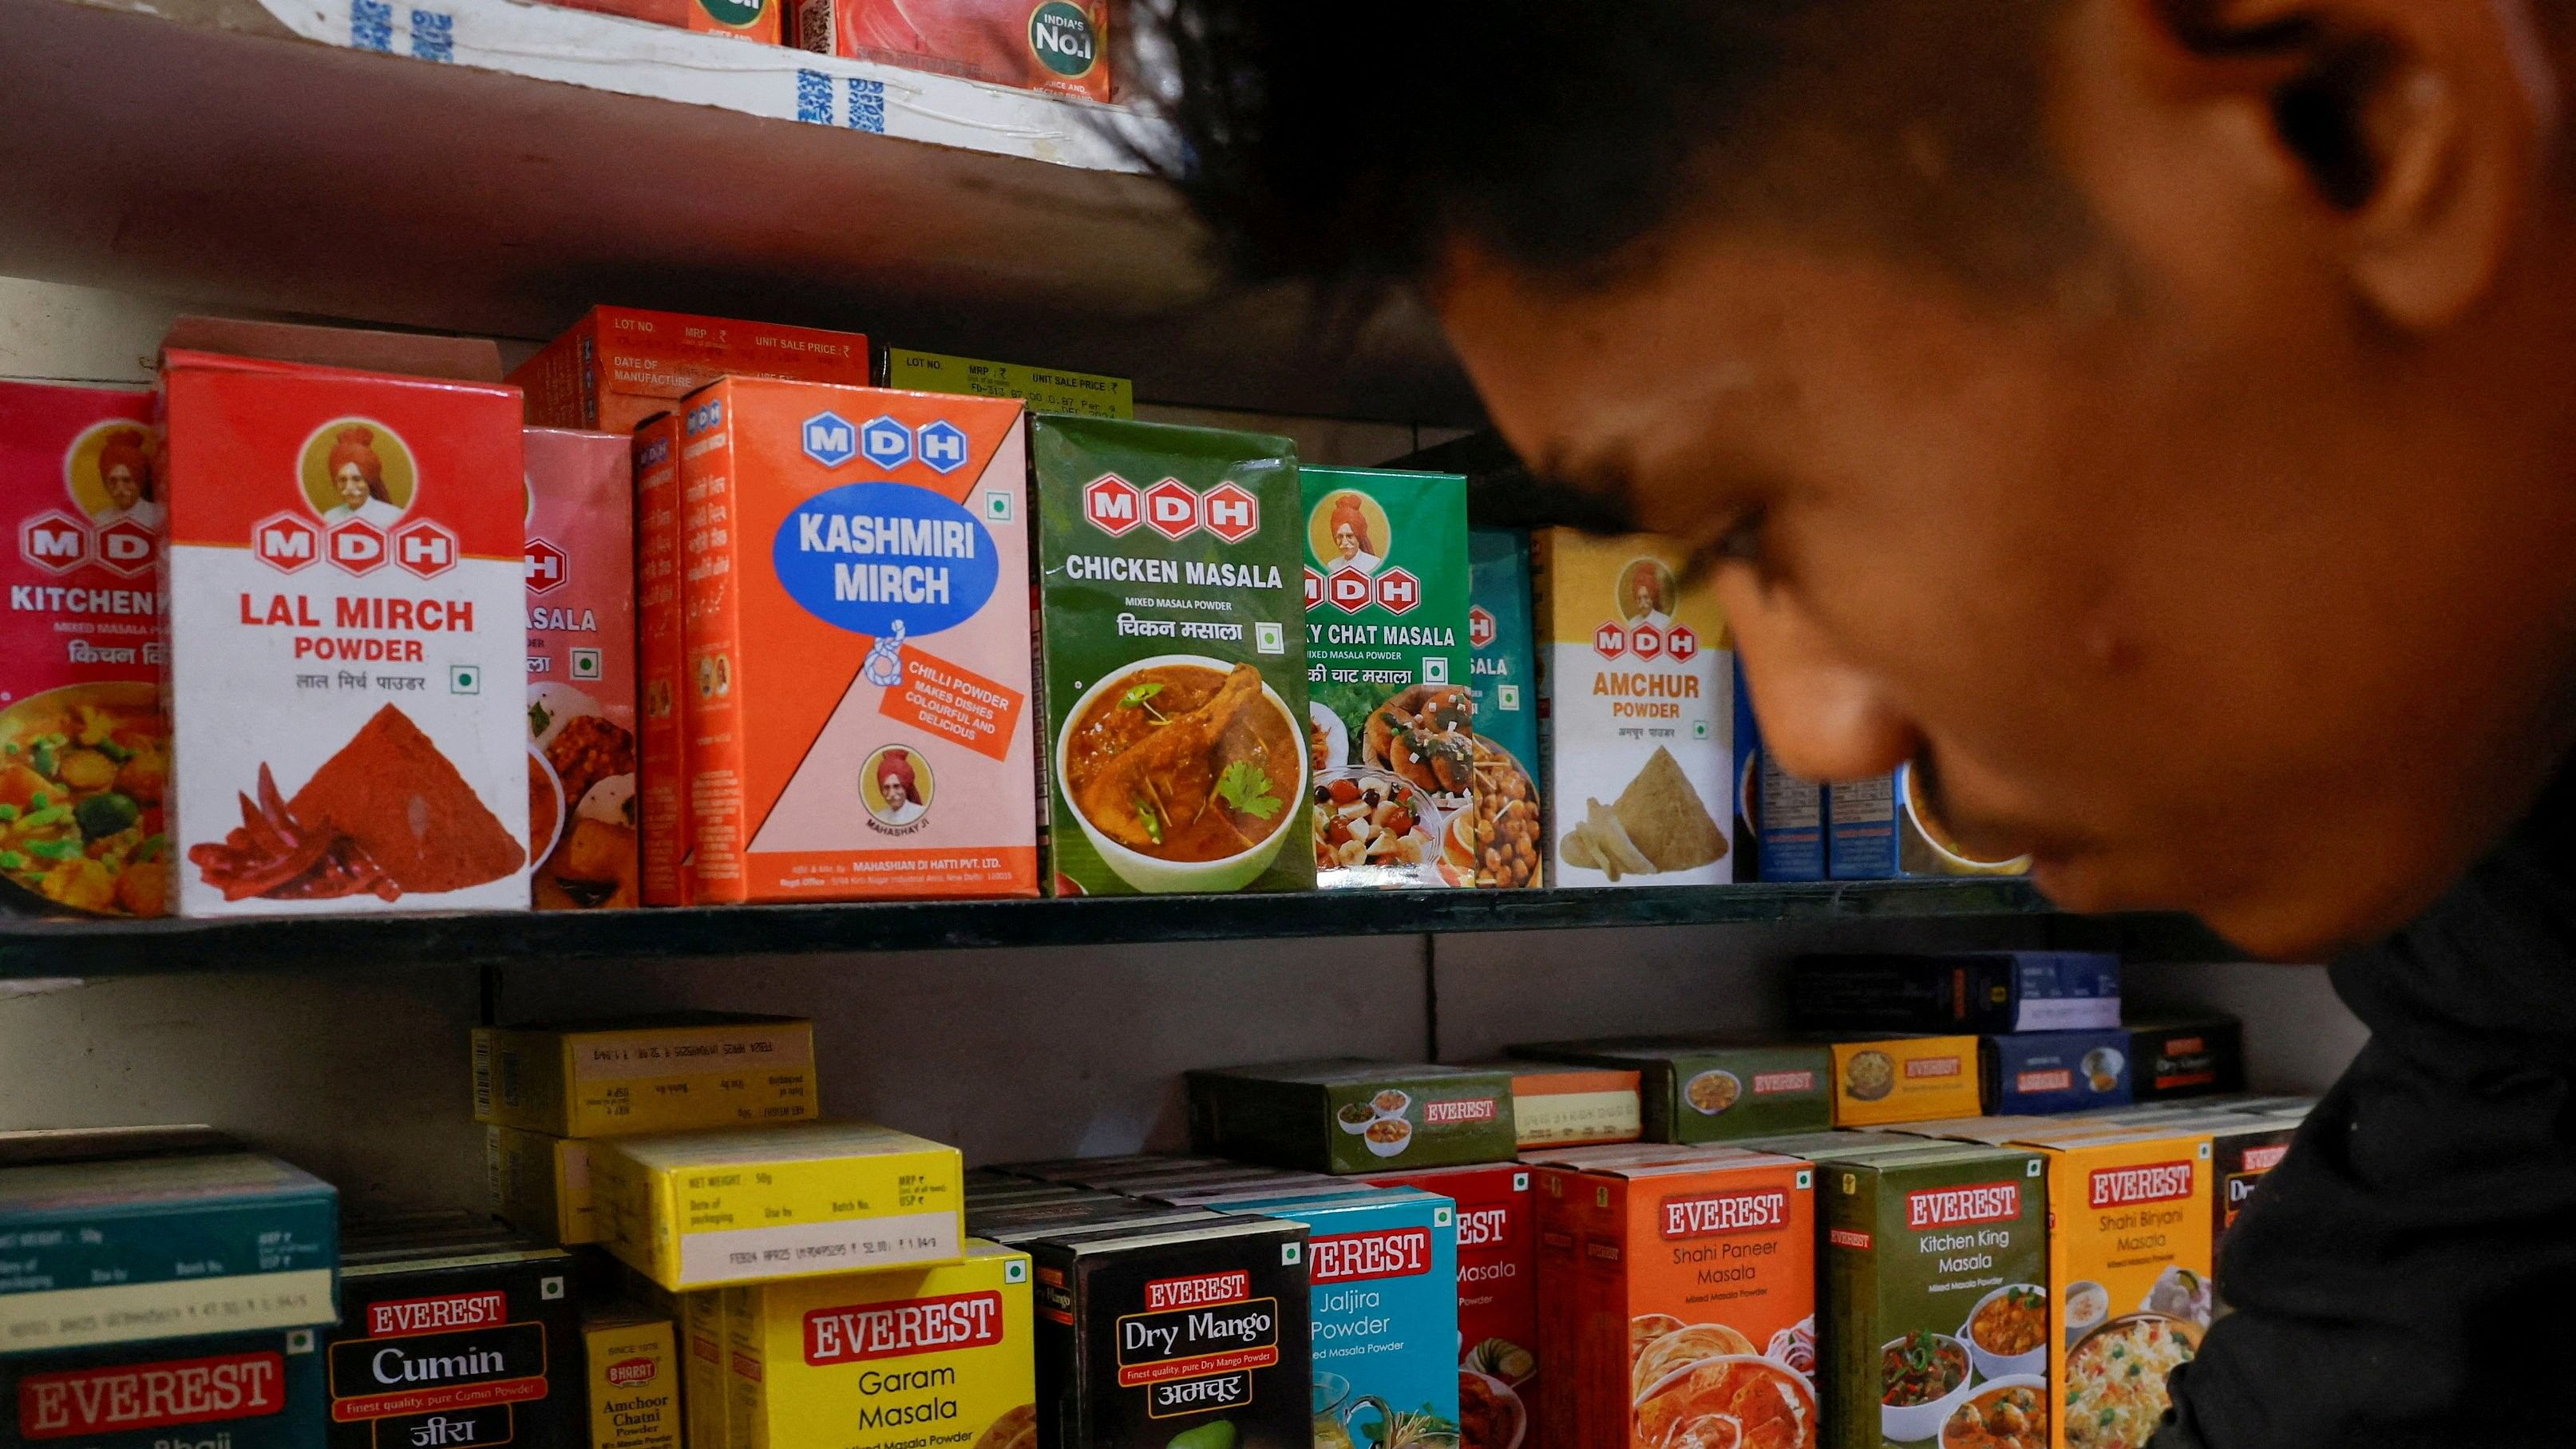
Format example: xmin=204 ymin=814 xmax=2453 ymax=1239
xmin=18 ymin=509 xmax=89 ymax=574
xmin=252 ymin=512 xmax=320 ymax=572
xmin=1593 ymin=620 xmax=1628 ymax=659
xmin=1325 ymin=568 xmax=1371 ymax=614
xmin=329 ymin=521 xmax=389 ymax=576
xmin=1082 ymin=473 xmax=1141 ymax=536
xmin=1303 ymin=567 xmax=1324 ymax=609
xmin=1668 ymin=625 xmax=1700 ymax=662
xmin=1468 ymin=605 xmax=1497 ymax=649
xmin=801 ymin=411 xmax=858 ymax=468
xmin=93 ymin=518 xmax=157 ymax=577
xmin=1373 ymin=568 xmax=1420 ymax=614
xmin=1143 ymin=477 xmax=1200 ymax=540
xmin=917 ymin=420 xmax=969 ymax=475
xmin=1631 ymin=624 xmax=1666 ymax=660
xmin=1201 ymin=481 xmax=1260 ymax=543
xmin=861 ymin=415 xmax=914 ymax=469
xmin=525 ymin=537 xmax=569 ymax=594
xmin=395 ymin=520 xmax=459 ymax=579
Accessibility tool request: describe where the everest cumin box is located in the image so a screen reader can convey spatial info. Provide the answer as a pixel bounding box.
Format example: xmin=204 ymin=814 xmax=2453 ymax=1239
xmin=1187 ymin=1059 xmax=1517 ymax=1174
xmin=591 ymin=1124 xmax=964 ymax=1291
xmin=471 ymin=1014 xmax=816 ymax=1138
xmin=1510 ymin=1038 xmax=1832 ymax=1144
xmin=324 ymin=1232 xmax=580 ymax=1449
xmin=2 ymin=1328 xmax=325 ymax=1449
xmin=160 ymin=350 xmax=529 ymax=917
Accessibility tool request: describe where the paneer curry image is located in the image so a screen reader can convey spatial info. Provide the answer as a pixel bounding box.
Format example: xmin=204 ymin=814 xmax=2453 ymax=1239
xmin=1058 ymin=658 xmax=1307 ymax=890
xmin=0 ymin=682 xmax=169 ymax=916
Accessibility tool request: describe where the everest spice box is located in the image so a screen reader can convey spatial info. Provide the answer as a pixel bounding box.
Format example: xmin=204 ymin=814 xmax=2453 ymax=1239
xmin=1031 ymin=415 xmax=1315 ymax=897
xmin=1534 ymin=1154 xmax=1817 ymax=1449
xmin=794 ymin=0 xmax=1111 ymax=101
xmin=1187 ymin=1059 xmax=1517 ymax=1174
xmin=1984 ymin=1029 xmax=2134 ymax=1115
xmin=1359 ymin=1163 xmax=1538 ymax=1449
xmin=1529 ymin=528 xmax=1733 ymax=886
xmin=524 ymin=429 xmax=638 ymax=911
xmin=1 ymin=1152 xmax=338 ymax=1355
xmin=678 ymin=380 xmax=1039 ymax=901
xmin=2 ymin=1328 xmax=326 ymax=1449
xmin=471 ymin=1014 xmax=817 ymax=1138
xmin=2034 ymin=1130 xmax=2214 ymax=1449
xmin=485 ymin=1126 xmax=597 ymax=1245
xmin=324 ymin=1230 xmax=580 ymax=1449
xmin=2207 ymin=1117 xmax=2296 ymax=1257
xmin=510 ymin=307 xmax=871 ymax=437
xmin=592 ymin=1124 xmax=964 ymax=1291
xmin=1817 ymin=1144 xmax=2048 ymax=1449
xmin=1023 ymin=1213 xmax=1310 ymax=1449
xmin=1225 ymin=1188 xmax=1460 ymax=1447
xmin=1511 ymin=1037 xmax=1833 ymax=1144
xmin=0 ymin=380 xmax=168 ymax=918
xmin=1495 ymin=1061 xmax=1640 ymax=1149
xmin=1793 ymin=952 xmax=2122 ymax=1035
xmin=1299 ymin=466 xmax=1473 ymax=889
xmin=1829 ymin=1037 xmax=1984 ymax=1127
xmin=581 ymin=1305 xmax=679 ymax=1449
xmin=160 ymin=350 xmax=530 ymax=916
xmin=2126 ymin=1016 xmax=2247 ymax=1102
xmin=720 ymin=1241 xmax=1035 ymax=1449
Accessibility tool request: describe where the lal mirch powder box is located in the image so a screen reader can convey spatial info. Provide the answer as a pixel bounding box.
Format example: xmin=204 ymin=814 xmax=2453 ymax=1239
xmin=679 ymin=379 xmax=1039 ymax=902
xmin=472 ymin=1013 xmax=817 ymax=1138
xmin=523 ymin=428 xmax=638 ymax=911
xmin=0 ymin=380 xmax=168 ymax=918
xmin=160 ymin=350 xmax=529 ymax=917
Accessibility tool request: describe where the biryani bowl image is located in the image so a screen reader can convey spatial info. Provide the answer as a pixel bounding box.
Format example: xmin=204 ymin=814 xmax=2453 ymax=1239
xmin=1055 ymin=652 xmax=1308 ymax=893
xmin=1559 ymin=744 xmax=1728 ymax=881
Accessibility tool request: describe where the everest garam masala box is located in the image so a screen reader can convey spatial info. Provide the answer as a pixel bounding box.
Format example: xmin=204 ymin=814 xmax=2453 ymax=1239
xmin=160 ymin=351 xmax=529 ymax=915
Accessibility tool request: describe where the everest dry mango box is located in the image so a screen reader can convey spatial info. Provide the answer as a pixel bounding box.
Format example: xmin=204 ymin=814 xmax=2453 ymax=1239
xmin=160 ymin=350 xmax=532 ymax=917
xmin=471 ymin=1015 xmax=817 ymax=1138
xmin=591 ymin=1123 xmax=964 ymax=1292
xmin=678 ymin=379 xmax=1039 ymax=902
xmin=322 ymin=1231 xmax=581 ymax=1449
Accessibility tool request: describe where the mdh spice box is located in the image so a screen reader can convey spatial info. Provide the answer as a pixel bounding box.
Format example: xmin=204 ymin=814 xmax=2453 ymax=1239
xmin=794 ymin=0 xmax=1111 ymax=101
xmin=678 ymin=380 xmax=1039 ymax=901
xmin=0 ymin=381 xmax=168 ymax=917
xmin=1186 ymin=1059 xmax=1517 ymax=1174
xmin=581 ymin=1304 xmax=679 ymax=1449
xmin=722 ymin=1241 xmax=1035 ymax=1449
xmin=2032 ymin=1130 xmax=2214 ymax=1449
xmin=631 ymin=416 xmax=689 ymax=905
xmin=880 ymin=347 xmax=1133 ymax=419
xmin=471 ymin=1013 xmax=817 ymax=1138
xmin=1298 ymin=466 xmax=1472 ymax=889
xmin=1830 ymin=1037 xmax=1985 ymax=1128
xmin=511 ymin=307 xmax=871 ymax=437
xmin=523 ymin=429 xmax=637 ymax=911
xmin=1031 ymin=416 xmax=1314 ymax=897
xmin=160 ymin=351 xmax=529 ymax=916
xmin=1529 ymin=529 xmax=1733 ymax=885
xmin=1023 ymin=1213 xmax=1310 ymax=1449
xmin=1512 ymin=1037 xmax=1834 ymax=1144
xmin=1535 ymin=1153 xmax=1818 ymax=1449
xmin=1818 ymin=1144 xmax=2049 ymax=1449
xmin=324 ymin=1228 xmax=581 ymax=1449
xmin=2 ymin=1328 xmax=325 ymax=1449
xmin=1359 ymin=1164 xmax=1538 ymax=1449
xmin=548 ymin=0 xmax=779 ymax=42
xmin=1463 ymin=528 xmax=1544 ymax=889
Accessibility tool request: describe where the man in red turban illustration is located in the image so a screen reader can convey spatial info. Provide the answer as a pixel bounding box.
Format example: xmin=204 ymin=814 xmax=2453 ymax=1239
xmin=90 ymin=427 xmax=161 ymax=530
xmin=1326 ymin=492 xmax=1382 ymax=576
xmin=873 ymin=748 xmax=927 ymax=826
xmin=321 ymin=425 xmax=405 ymax=527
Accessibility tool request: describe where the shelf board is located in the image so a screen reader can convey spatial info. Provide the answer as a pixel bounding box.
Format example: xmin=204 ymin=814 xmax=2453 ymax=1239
xmin=0 ymin=881 xmax=2230 ymax=977
xmin=0 ymin=0 xmax=1474 ymax=422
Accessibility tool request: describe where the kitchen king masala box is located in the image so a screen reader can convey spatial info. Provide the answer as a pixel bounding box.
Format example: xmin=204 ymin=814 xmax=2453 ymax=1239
xmin=1530 ymin=529 xmax=1734 ymax=885
xmin=678 ymin=379 xmax=1038 ymax=901
xmin=631 ymin=414 xmax=690 ymax=905
xmin=0 ymin=381 xmax=167 ymax=918
xmin=524 ymin=429 xmax=639 ymax=910
xmin=511 ymin=307 xmax=872 ymax=438
xmin=160 ymin=351 xmax=529 ymax=916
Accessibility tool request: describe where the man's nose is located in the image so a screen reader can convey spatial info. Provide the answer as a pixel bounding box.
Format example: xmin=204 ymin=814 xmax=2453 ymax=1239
xmin=1719 ymin=576 xmax=1916 ymax=785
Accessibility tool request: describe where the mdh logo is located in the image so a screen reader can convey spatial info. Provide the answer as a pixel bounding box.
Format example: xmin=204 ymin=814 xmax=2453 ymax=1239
xmin=524 ymin=538 xmax=568 ymax=594
xmin=1468 ymin=605 xmax=1497 ymax=649
xmin=1082 ymin=474 xmax=1259 ymax=544
xmin=16 ymin=511 xmax=156 ymax=577
xmin=254 ymin=513 xmax=452 ymax=578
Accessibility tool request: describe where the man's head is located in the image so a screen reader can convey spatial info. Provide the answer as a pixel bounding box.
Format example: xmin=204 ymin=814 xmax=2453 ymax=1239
xmin=1161 ymin=0 xmax=2576 ymax=957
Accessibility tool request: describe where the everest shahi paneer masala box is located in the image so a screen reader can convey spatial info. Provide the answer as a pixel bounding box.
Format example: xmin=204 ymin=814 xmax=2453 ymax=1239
xmin=678 ymin=379 xmax=1038 ymax=901
xmin=161 ymin=350 xmax=530 ymax=916
xmin=1300 ymin=467 xmax=1472 ymax=889
xmin=523 ymin=428 xmax=638 ymax=910
xmin=1530 ymin=529 xmax=1734 ymax=885
xmin=0 ymin=381 xmax=168 ymax=918
xmin=1031 ymin=415 xmax=1314 ymax=897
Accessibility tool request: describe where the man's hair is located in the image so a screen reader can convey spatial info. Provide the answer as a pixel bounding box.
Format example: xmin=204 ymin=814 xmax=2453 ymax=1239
xmin=1154 ymin=1 xmax=2085 ymax=297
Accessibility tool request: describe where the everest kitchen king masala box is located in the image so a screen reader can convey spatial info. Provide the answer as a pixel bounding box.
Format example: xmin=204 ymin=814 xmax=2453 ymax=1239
xmin=1031 ymin=415 xmax=1315 ymax=897
xmin=523 ymin=429 xmax=638 ymax=910
xmin=678 ymin=379 xmax=1038 ymax=901
xmin=160 ymin=350 xmax=529 ymax=916
xmin=1530 ymin=528 xmax=1733 ymax=885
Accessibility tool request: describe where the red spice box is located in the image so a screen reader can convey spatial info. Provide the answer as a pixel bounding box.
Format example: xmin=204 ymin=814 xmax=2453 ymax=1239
xmin=794 ymin=0 xmax=1111 ymax=101
xmin=632 ymin=414 xmax=690 ymax=905
xmin=511 ymin=306 xmax=872 ymax=438
xmin=1364 ymin=1162 xmax=1541 ymax=1449
xmin=524 ymin=429 xmax=638 ymax=910
xmin=0 ymin=381 xmax=168 ymax=917
xmin=676 ymin=378 xmax=1038 ymax=900
xmin=161 ymin=350 xmax=531 ymax=915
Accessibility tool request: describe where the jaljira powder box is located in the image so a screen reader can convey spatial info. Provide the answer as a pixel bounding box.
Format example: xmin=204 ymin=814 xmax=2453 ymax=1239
xmin=0 ymin=380 xmax=168 ymax=917
xmin=524 ymin=428 xmax=638 ymax=909
xmin=160 ymin=350 xmax=529 ymax=915
xmin=678 ymin=379 xmax=1038 ymax=901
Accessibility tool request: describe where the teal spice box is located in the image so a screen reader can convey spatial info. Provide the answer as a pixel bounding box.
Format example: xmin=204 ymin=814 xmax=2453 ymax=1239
xmin=1225 ymin=1188 xmax=1462 ymax=1449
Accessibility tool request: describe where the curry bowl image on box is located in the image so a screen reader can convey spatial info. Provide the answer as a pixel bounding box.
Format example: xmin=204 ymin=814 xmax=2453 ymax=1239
xmin=321 ymin=1223 xmax=581 ymax=1449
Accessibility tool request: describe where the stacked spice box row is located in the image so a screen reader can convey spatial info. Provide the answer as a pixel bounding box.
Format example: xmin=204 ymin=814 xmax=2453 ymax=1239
xmin=534 ymin=0 xmax=1114 ymax=104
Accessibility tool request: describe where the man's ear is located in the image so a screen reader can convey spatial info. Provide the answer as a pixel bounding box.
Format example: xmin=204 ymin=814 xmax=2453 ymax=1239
xmin=2116 ymin=0 xmax=2558 ymax=329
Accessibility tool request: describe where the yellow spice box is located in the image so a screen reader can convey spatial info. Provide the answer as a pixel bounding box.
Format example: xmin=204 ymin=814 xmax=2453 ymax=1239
xmin=1825 ymin=1034 xmax=1984 ymax=1126
xmin=593 ymin=1122 xmax=965 ymax=1291
xmin=584 ymin=1303 xmax=683 ymax=1449
xmin=473 ymin=1012 xmax=818 ymax=1138
xmin=489 ymin=1123 xmax=599 ymax=1244
xmin=723 ymin=1241 xmax=1035 ymax=1449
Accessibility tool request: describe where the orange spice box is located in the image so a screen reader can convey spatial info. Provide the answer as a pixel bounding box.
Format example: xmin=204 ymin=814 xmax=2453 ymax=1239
xmin=510 ymin=307 xmax=873 ymax=437
xmin=632 ymin=415 xmax=690 ymax=905
xmin=160 ymin=350 xmax=530 ymax=916
xmin=1535 ymin=1150 xmax=1819 ymax=1449
xmin=524 ymin=428 xmax=638 ymax=909
xmin=675 ymin=378 xmax=1038 ymax=900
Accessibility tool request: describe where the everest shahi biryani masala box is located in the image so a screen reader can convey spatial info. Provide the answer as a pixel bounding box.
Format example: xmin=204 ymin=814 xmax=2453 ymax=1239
xmin=1031 ymin=415 xmax=1314 ymax=897
xmin=1531 ymin=528 xmax=1734 ymax=886
xmin=2031 ymin=1126 xmax=2214 ymax=1449
xmin=160 ymin=350 xmax=529 ymax=916
xmin=678 ymin=379 xmax=1038 ymax=901
xmin=524 ymin=428 xmax=638 ymax=910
